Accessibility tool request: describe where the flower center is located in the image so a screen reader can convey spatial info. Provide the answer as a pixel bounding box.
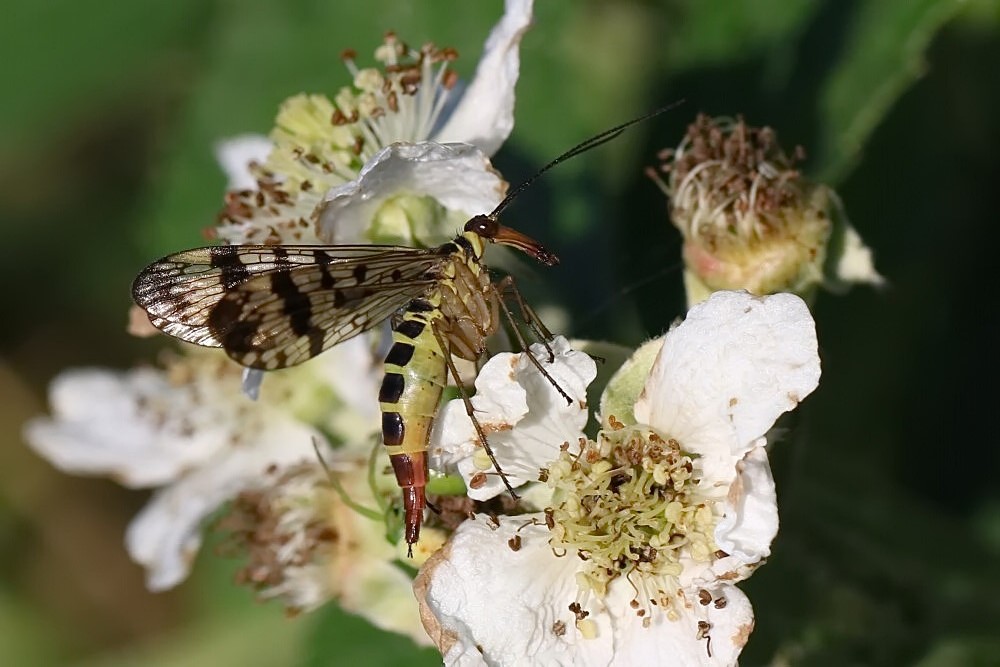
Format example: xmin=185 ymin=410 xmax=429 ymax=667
xmin=339 ymin=33 xmax=458 ymax=157
xmin=214 ymin=34 xmax=460 ymax=245
xmin=219 ymin=464 xmax=339 ymax=613
xmin=649 ymin=114 xmax=833 ymax=296
xmin=368 ymin=193 xmax=465 ymax=246
xmin=544 ymin=418 xmax=717 ymax=619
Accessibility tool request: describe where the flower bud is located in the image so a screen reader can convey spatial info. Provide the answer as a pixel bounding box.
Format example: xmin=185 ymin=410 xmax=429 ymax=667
xmin=651 ymin=114 xmax=882 ymax=306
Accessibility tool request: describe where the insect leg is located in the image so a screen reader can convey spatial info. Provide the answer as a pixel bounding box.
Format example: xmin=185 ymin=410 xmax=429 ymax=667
xmin=495 ymin=275 xmax=555 ymax=352
xmin=431 ymin=320 xmax=519 ymax=501
xmin=491 ymin=278 xmax=572 ymax=406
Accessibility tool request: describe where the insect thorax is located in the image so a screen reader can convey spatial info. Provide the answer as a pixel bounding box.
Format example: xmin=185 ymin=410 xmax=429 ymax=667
xmin=434 ymin=232 xmax=501 ymax=361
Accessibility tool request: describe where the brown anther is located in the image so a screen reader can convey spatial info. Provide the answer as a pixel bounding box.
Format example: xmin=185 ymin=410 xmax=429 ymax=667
xmin=698 ymin=589 xmax=712 ymax=605
xmin=469 ymin=471 xmax=487 ymax=489
xmin=507 ymin=535 xmax=522 ymax=551
xmin=400 ymin=73 xmax=422 ymax=95
xmin=697 ymin=620 xmax=713 ymax=657
xmin=340 ymin=48 xmax=357 ymax=61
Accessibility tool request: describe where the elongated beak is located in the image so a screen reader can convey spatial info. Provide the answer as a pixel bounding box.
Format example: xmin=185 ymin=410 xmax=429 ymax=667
xmin=492 ymin=225 xmax=559 ymax=266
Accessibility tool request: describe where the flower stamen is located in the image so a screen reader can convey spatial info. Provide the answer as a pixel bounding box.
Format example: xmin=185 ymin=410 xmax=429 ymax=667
xmin=214 ymin=33 xmax=463 ymax=246
xmin=544 ymin=419 xmax=717 ymax=620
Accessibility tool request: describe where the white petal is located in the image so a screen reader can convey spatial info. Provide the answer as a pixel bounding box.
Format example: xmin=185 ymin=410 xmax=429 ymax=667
xmin=417 ymin=518 xmax=598 ymax=666
xmin=714 ymin=445 xmax=778 ymax=562
xmin=24 ymin=368 xmax=231 ymax=487
xmin=679 ymin=445 xmax=779 ymax=589
xmin=214 ymin=134 xmax=273 ymax=190
xmin=633 ymin=291 xmax=819 ymax=486
xmin=832 ymin=220 xmax=885 ymax=288
xmin=310 ymin=334 xmax=382 ymax=432
xmin=417 ymin=516 xmax=754 ymax=666
xmin=335 ymin=515 xmax=433 ymax=646
xmin=241 ymin=368 xmax=264 ymax=400
xmin=603 ymin=581 xmax=754 ymax=667
xmin=317 ymin=142 xmax=505 ymax=244
xmin=432 ymin=0 xmax=534 ymax=155
xmin=125 ymin=420 xmax=324 ymax=590
xmin=430 ymin=337 xmax=595 ymax=500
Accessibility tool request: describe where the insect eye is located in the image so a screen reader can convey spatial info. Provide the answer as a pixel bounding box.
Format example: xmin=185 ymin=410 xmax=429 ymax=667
xmin=464 ymin=214 xmax=498 ymax=238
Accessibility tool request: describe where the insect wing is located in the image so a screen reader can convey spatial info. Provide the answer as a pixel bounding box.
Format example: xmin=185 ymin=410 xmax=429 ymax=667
xmin=133 ymin=244 xmax=442 ymax=369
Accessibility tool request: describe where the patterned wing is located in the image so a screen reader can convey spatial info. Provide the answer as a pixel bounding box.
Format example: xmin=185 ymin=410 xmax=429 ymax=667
xmin=132 ymin=244 xmax=444 ymax=369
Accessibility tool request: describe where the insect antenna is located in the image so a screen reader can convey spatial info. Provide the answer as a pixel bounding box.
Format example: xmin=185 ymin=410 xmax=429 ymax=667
xmin=489 ymin=101 xmax=684 ymax=219
xmin=573 ymin=256 xmax=685 ymax=335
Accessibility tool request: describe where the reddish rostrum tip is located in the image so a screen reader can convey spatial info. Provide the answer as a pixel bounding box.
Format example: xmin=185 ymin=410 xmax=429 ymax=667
xmin=493 ymin=225 xmax=560 ymax=266
xmin=389 ymin=451 xmax=428 ymax=555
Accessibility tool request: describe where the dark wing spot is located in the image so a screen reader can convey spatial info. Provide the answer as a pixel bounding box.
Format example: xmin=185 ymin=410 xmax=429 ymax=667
xmin=210 ymin=245 xmax=251 ymax=289
xmin=270 ymin=270 xmax=312 ymax=336
xmin=319 ymin=266 xmax=337 ymax=289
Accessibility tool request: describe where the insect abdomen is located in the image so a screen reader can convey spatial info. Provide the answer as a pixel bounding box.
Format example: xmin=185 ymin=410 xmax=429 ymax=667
xmin=378 ymin=299 xmax=447 ymax=546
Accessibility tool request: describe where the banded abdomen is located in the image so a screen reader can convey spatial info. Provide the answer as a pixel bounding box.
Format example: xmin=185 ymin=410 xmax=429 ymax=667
xmin=379 ymin=231 xmax=502 ymax=549
xmin=379 ymin=297 xmax=447 ymax=546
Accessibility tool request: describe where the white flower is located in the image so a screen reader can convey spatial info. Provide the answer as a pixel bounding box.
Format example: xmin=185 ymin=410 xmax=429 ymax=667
xmin=215 ymin=134 xmax=273 ymax=191
xmin=430 ymin=336 xmax=595 ymax=502
xmin=23 ymin=348 xmax=379 ymax=590
xmin=219 ymin=454 xmax=434 ymax=645
xmin=27 ymin=0 xmax=537 ymax=640
xmin=416 ymin=291 xmax=821 ymax=665
xmin=651 ymin=114 xmax=882 ymax=307
xmin=215 ymin=0 xmax=533 ymax=248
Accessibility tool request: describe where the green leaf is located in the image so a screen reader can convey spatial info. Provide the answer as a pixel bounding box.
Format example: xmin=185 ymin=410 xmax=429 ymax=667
xmin=0 ymin=0 xmax=209 ymax=154
xmin=662 ymin=0 xmax=817 ymax=70
xmin=301 ymin=603 xmax=440 ymax=667
xmin=79 ymin=608 xmax=304 ymax=667
xmin=0 ymin=591 xmax=66 ymax=665
xmin=816 ymin=0 xmax=967 ymax=181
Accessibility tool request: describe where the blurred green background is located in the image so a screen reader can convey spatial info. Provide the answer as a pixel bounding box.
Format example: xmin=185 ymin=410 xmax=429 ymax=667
xmin=3 ymin=0 xmax=999 ymax=664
